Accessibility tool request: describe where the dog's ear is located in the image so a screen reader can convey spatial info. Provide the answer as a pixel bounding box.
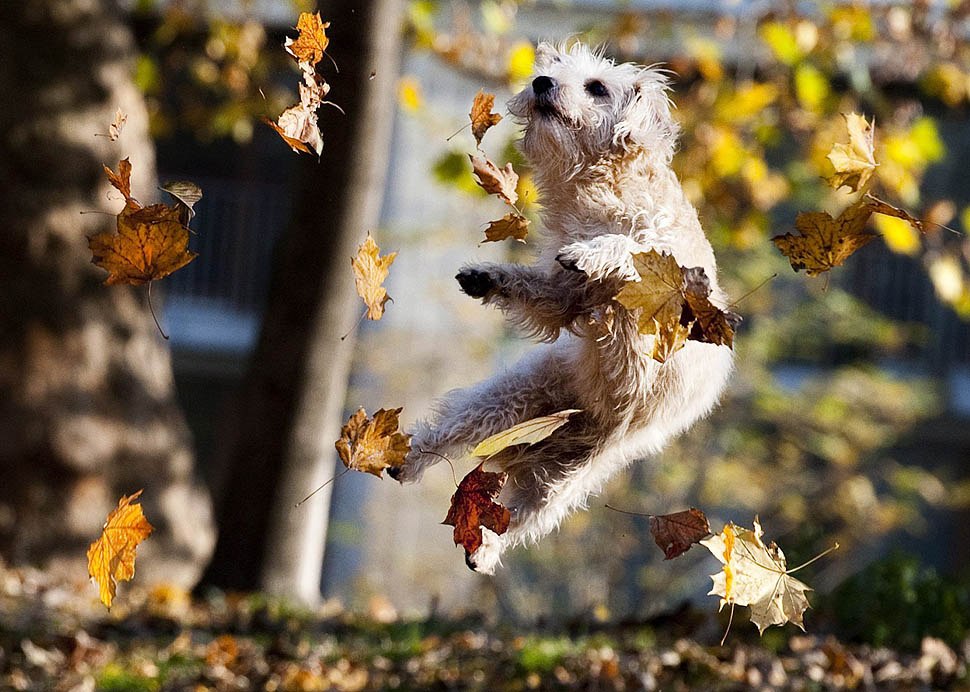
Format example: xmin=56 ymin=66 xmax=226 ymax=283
xmin=613 ymin=72 xmax=679 ymax=164
xmin=534 ymin=42 xmax=559 ymax=71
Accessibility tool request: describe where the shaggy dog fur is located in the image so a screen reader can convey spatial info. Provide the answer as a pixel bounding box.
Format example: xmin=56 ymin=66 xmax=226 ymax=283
xmin=391 ymin=43 xmax=735 ymax=574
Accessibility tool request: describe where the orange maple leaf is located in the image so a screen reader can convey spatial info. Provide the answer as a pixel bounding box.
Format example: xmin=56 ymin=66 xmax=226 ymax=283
xmin=86 ymin=490 xmax=154 ymax=608
xmin=470 ymin=90 xmax=503 ymax=147
xmin=351 ymin=233 xmax=397 ymax=320
xmin=284 ymin=12 xmax=330 ymax=67
xmin=469 ymin=154 xmax=519 ymax=206
xmin=103 ymin=158 xmax=134 ymax=201
xmin=443 ymin=463 xmax=511 ymax=557
xmin=335 ymin=407 xmax=411 ymax=478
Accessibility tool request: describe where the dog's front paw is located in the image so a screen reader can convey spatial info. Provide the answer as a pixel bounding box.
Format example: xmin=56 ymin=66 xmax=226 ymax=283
xmin=456 ymin=267 xmax=495 ymax=298
xmin=556 ymin=252 xmax=584 ymax=273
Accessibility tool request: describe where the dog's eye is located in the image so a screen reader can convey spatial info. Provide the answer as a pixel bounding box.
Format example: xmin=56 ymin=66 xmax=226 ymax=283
xmin=585 ymin=80 xmax=608 ymax=98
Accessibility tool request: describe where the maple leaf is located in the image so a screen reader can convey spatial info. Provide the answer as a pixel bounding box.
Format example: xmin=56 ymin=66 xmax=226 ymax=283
xmin=86 ymin=490 xmax=154 ymax=608
xmin=335 ymin=407 xmax=411 ymax=478
xmin=161 ymin=180 xmax=203 ymax=225
xmin=470 ymin=90 xmax=503 ymax=147
xmin=866 ymin=194 xmax=924 ymax=234
xmin=443 ymin=463 xmax=511 ymax=556
xmin=614 ymin=251 xmax=689 ymax=361
xmin=649 ymin=508 xmax=711 ymax=560
xmin=483 ymin=212 xmax=530 ymax=243
xmin=284 ymin=12 xmax=330 ymax=67
xmin=700 ymin=517 xmax=812 ymax=635
xmin=472 ymin=409 xmax=581 ymax=458
xmin=772 ymin=199 xmax=876 ymax=276
xmin=826 ymin=112 xmax=877 ymax=192
xmin=103 ymin=158 xmax=133 ymax=201
xmin=469 ymin=154 xmax=519 ymax=206
xmin=351 ymin=233 xmax=397 ymax=320
xmin=682 ymin=267 xmax=740 ymax=348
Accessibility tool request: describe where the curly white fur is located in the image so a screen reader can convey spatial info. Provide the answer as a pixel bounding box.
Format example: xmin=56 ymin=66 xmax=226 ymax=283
xmin=393 ymin=43 xmax=734 ymax=574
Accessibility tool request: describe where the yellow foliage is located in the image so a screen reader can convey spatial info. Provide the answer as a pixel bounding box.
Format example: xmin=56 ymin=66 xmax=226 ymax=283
xmin=922 ymin=62 xmax=969 ymax=106
xmin=685 ymin=36 xmax=724 ymax=82
xmin=828 ymin=6 xmax=876 ymax=42
xmin=714 ymin=82 xmax=778 ymax=123
xmin=398 ymin=76 xmax=423 ymax=113
xmin=507 ymin=41 xmax=535 ymax=84
xmin=794 ymin=63 xmax=830 ymax=112
xmin=708 ymin=126 xmax=746 ymax=177
xmin=759 ymin=22 xmax=805 ymax=65
xmin=873 ymin=214 xmax=920 ymax=256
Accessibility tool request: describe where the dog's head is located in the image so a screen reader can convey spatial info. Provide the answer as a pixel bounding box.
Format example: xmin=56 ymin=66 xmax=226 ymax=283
xmin=509 ymin=42 xmax=678 ymax=177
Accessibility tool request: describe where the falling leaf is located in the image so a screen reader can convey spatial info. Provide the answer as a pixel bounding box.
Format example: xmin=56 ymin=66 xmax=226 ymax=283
xmin=335 ymin=407 xmax=411 ymax=478
xmin=99 ymin=108 xmax=127 ymax=141
xmin=284 ymin=12 xmax=330 ymax=66
xmin=866 ymin=194 xmax=924 ymax=234
xmin=103 ymin=158 xmax=133 ymax=201
xmin=700 ymin=517 xmax=812 ymax=634
xmin=443 ymin=463 xmax=510 ymax=556
xmin=161 ymin=180 xmax=203 ymax=225
xmin=351 ymin=233 xmax=397 ymax=320
xmin=682 ymin=267 xmax=739 ymax=348
xmin=649 ymin=508 xmax=711 ymax=560
xmin=826 ymin=112 xmax=877 ymax=192
xmin=483 ymin=212 xmax=530 ymax=243
xmin=264 ymin=70 xmax=330 ymax=157
xmin=472 ymin=410 xmax=581 ymax=458
xmin=470 ymin=90 xmax=503 ymax=146
xmin=772 ymin=199 xmax=876 ymax=276
xmin=469 ymin=154 xmax=519 ymax=206
xmin=86 ymin=490 xmax=154 ymax=608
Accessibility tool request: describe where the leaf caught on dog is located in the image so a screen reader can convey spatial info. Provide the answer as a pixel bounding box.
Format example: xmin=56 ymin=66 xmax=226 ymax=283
xmin=615 ymin=251 xmax=685 ymax=336
xmin=443 ymin=463 xmax=510 ymax=556
xmin=826 ymin=112 xmax=877 ymax=192
xmin=335 ymin=407 xmax=411 ymax=478
xmin=351 ymin=233 xmax=397 ymax=320
xmin=700 ymin=517 xmax=813 ymax=635
xmin=772 ymin=199 xmax=876 ymax=276
xmin=649 ymin=508 xmax=712 ymax=560
xmin=470 ymin=89 xmax=503 ymax=146
xmin=469 ymin=154 xmax=519 ymax=206
xmin=283 ymin=11 xmax=330 ymax=66
xmin=682 ymin=267 xmax=740 ymax=347
xmin=483 ymin=212 xmax=530 ymax=243
xmin=87 ymin=490 xmax=154 ymax=609
xmin=472 ymin=409 xmax=582 ymax=458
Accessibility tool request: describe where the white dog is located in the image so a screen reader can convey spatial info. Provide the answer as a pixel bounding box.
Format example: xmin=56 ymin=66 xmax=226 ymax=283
xmin=390 ymin=43 xmax=734 ymax=573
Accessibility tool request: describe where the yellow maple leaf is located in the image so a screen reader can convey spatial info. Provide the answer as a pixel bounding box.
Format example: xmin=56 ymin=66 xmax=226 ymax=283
xmin=700 ymin=517 xmax=813 ymax=635
xmin=772 ymin=199 xmax=876 ymax=276
xmin=483 ymin=212 xmax=529 ymax=243
xmin=351 ymin=233 xmax=397 ymax=320
xmin=284 ymin=12 xmax=330 ymax=67
xmin=472 ymin=410 xmax=581 ymax=458
xmin=86 ymin=490 xmax=154 ymax=608
xmin=335 ymin=407 xmax=411 ymax=478
xmin=469 ymin=90 xmax=503 ymax=147
xmin=826 ymin=112 xmax=877 ymax=192
xmin=469 ymin=154 xmax=519 ymax=206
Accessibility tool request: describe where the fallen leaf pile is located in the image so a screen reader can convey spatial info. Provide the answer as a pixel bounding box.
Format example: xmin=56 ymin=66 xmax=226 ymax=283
xmin=86 ymin=490 xmax=154 ymax=609
xmin=335 ymin=407 xmax=411 ymax=478
xmin=351 ymin=233 xmax=397 ymax=320
xmin=443 ymin=463 xmax=510 ymax=557
xmin=264 ymin=12 xmax=332 ymax=156
xmin=614 ymin=250 xmax=740 ymax=363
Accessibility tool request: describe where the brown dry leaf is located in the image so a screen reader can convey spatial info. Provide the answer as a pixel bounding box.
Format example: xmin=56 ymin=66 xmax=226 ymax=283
xmin=335 ymin=407 xmax=411 ymax=478
xmin=649 ymin=508 xmax=711 ymax=560
xmin=700 ymin=517 xmax=812 ymax=635
xmin=264 ymin=70 xmax=330 ymax=157
xmin=469 ymin=154 xmax=519 ymax=206
xmin=284 ymin=12 xmax=330 ymax=66
xmin=103 ymin=158 xmax=133 ymax=201
xmin=650 ymin=318 xmax=691 ymax=363
xmin=682 ymin=267 xmax=740 ymax=348
xmin=161 ymin=180 xmax=203 ymax=225
xmin=89 ymin=202 xmax=197 ymax=285
xmin=86 ymin=490 xmax=154 ymax=608
xmin=351 ymin=233 xmax=397 ymax=320
xmin=614 ymin=250 xmax=687 ymax=361
xmin=105 ymin=108 xmax=127 ymax=141
xmin=772 ymin=199 xmax=876 ymax=276
xmin=470 ymin=89 xmax=503 ymax=146
xmin=866 ymin=194 xmax=924 ymax=234
xmin=483 ymin=212 xmax=530 ymax=243
xmin=443 ymin=462 xmax=510 ymax=556
xmin=472 ymin=409 xmax=581 ymax=458
xmin=826 ymin=112 xmax=877 ymax=192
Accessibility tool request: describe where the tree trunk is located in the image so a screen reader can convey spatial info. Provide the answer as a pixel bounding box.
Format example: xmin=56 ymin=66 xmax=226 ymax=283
xmin=198 ymin=0 xmax=405 ymax=603
xmin=0 ymin=0 xmax=214 ymax=587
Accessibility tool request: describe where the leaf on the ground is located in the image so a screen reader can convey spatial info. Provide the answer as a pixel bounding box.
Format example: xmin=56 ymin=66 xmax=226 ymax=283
xmin=335 ymin=407 xmax=411 ymax=478
xmin=472 ymin=409 xmax=581 ymax=458
xmin=161 ymin=180 xmax=203 ymax=225
xmin=483 ymin=212 xmax=530 ymax=243
xmin=826 ymin=112 xmax=877 ymax=192
xmin=649 ymin=508 xmax=711 ymax=560
xmin=86 ymin=490 xmax=154 ymax=609
xmin=284 ymin=12 xmax=330 ymax=66
xmin=470 ymin=90 xmax=503 ymax=146
xmin=469 ymin=154 xmax=519 ymax=206
xmin=682 ymin=267 xmax=740 ymax=348
xmin=264 ymin=69 xmax=330 ymax=157
xmin=443 ymin=463 xmax=510 ymax=556
xmin=700 ymin=517 xmax=812 ymax=634
xmin=866 ymin=195 xmax=924 ymax=234
xmin=772 ymin=199 xmax=876 ymax=276
xmin=103 ymin=158 xmax=133 ymax=201
xmin=351 ymin=233 xmax=397 ymax=320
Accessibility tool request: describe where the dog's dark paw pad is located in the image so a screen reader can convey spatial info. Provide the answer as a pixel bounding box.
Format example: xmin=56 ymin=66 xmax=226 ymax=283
xmin=387 ymin=465 xmax=403 ymax=481
xmin=556 ymin=253 xmax=583 ymax=273
xmin=456 ymin=268 xmax=495 ymax=298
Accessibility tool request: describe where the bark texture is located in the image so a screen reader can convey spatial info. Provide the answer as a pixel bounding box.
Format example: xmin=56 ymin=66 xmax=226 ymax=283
xmin=198 ymin=0 xmax=405 ymax=602
xmin=0 ymin=0 xmax=214 ymax=586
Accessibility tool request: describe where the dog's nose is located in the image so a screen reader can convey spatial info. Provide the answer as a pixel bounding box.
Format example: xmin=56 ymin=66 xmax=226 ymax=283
xmin=532 ymin=75 xmax=556 ymax=95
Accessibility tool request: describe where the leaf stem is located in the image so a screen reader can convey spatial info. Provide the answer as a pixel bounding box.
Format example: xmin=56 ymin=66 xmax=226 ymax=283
xmin=147 ymin=282 xmax=169 ymax=340
xmin=296 ymin=467 xmax=350 ymax=507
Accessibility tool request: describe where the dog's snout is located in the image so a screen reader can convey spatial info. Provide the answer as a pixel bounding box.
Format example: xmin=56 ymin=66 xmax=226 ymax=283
xmin=532 ymin=75 xmax=556 ymax=95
